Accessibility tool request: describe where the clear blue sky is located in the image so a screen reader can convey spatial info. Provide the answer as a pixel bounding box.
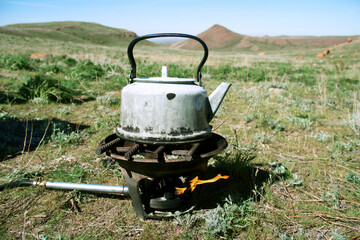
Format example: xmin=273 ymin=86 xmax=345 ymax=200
xmin=0 ymin=0 xmax=359 ymax=36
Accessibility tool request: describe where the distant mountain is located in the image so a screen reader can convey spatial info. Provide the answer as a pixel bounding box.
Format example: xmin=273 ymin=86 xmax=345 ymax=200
xmin=0 ymin=21 xmax=138 ymax=46
xmin=174 ymin=24 xmax=353 ymax=51
xmin=174 ymin=24 xmax=244 ymax=50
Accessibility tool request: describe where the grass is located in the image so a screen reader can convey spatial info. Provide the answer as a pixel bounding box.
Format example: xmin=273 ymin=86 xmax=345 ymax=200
xmin=0 ymin=32 xmax=359 ymax=239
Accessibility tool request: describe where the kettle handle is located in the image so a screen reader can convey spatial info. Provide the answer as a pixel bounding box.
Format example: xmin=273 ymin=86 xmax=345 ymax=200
xmin=127 ymin=33 xmax=208 ymax=86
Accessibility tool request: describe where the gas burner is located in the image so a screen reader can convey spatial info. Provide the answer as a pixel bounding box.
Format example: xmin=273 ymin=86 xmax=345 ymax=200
xmin=96 ymin=133 xmax=227 ymax=219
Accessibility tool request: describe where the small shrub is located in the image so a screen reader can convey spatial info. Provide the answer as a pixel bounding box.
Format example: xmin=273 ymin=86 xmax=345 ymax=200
xmin=322 ymin=187 xmax=340 ymax=208
xmin=252 ymin=131 xmax=273 ymax=144
xmin=269 ymin=161 xmax=291 ymax=179
xmin=287 ymin=115 xmax=314 ymax=129
xmin=39 ymin=62 xmax=63 ymax=74
xmin=54 ymin=108 xmax=71 ymax=115
xmin=332 ymin=140 xmax=355 ymax=152
xmin=0 ymin=54 xmax=35 ymax=70
xmin=94 ymin=109 xmax=118 ymax=130
xmin=96 ymin=94 xmax=121 ymax=106
xmin=0 ymin=90 xmax=9 ymax=103
xmin=279 ymin=233 xmax=294 ymax=240
xmin=173 ymin=213 xmax=200 ymax=230
xmin=330 ymin=230 xmax=346 ymax=240
xmin=287 ymin=174 xmax=304 ymax=186
xmin=349 ymin=92 xmax=360 ymax=136
xmin=345 ymin=172 xmax=360 ymax=184
xmin=30 ymin=97 xmax=49 ymax=105
xmin=48 ymin=163 xmax=87 ymax=182
xmin=15 ymin=74 xmax=81 ymax=103
xmin=289 ymin=96 xmax=315 ymax=112
xmin=73 ymin=60 xmax=104 ymax=80
xmin=309 ymin=131 xmax=331 ymax=142
xmin=50 ymin=123 xmax=87 ymax=147
xmin=5 ymin=167 xmax=44 ymax=181
xmin=260 ymin=115 xmax=285 ymax=132
xmin=202 ymin=197 xmax=255 ymax=238
xmin=167 ymin=64 xmax=193 ymax=78
xmin=63 ymin=57 xmax=77 ymax=67
xmin=244 ymin=113 xmax=256 ymax=123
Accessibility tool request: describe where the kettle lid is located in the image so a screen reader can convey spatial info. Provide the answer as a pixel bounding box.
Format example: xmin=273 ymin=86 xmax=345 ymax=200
xmin=134 ymin=66 xmax=195 ymax=83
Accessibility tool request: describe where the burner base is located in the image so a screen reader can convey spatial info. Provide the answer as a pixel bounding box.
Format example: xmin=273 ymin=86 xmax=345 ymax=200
xmin=97 ymin=133 xmax=227 ymax=219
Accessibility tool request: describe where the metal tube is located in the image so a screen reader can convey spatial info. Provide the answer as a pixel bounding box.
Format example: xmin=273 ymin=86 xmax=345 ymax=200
xmin=44 ymin=181 xmax=130 ymax=197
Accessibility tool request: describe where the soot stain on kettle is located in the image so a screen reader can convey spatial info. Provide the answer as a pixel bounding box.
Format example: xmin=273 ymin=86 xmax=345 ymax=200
xmin=169 ymin=127 xmax=193 ymax=136
xmin=166 ymin=93 xmax=176 ymax=100
xmin=145 ymin=126 xmax=153 ymax=132
xmin=122 ymin=125 xmax=140 ymax=133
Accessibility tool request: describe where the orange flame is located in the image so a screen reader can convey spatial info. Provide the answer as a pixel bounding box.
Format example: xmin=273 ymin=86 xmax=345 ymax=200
xmin=176 ymin=174 xmax=230 ymax=195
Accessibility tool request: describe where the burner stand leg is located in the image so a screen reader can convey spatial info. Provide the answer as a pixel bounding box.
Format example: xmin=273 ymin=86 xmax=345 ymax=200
xmin=121 ymin=170 xmax=148 ymax=219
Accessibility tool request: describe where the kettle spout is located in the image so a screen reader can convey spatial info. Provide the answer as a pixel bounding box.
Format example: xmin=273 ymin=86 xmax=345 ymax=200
xmin=208 ymin=82 xmax=231 ymax=121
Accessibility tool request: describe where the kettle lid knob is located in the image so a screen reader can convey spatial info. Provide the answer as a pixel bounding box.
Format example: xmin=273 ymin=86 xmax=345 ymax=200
xmin=162 ymin=66 xmax=168 ymax=78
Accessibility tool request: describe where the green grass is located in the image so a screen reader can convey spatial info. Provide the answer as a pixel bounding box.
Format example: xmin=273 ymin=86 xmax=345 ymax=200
xmin=0 ymin=32 xmax=359 ymax=239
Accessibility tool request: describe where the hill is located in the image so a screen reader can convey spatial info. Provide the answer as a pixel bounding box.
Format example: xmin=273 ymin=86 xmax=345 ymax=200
xmin=0 ymin=21 xmax=138 ymax=46
xmin=175 ymin=24 xmax=353 ymax=51
xmin=174 ymin=24 xmax=244 ymax=50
